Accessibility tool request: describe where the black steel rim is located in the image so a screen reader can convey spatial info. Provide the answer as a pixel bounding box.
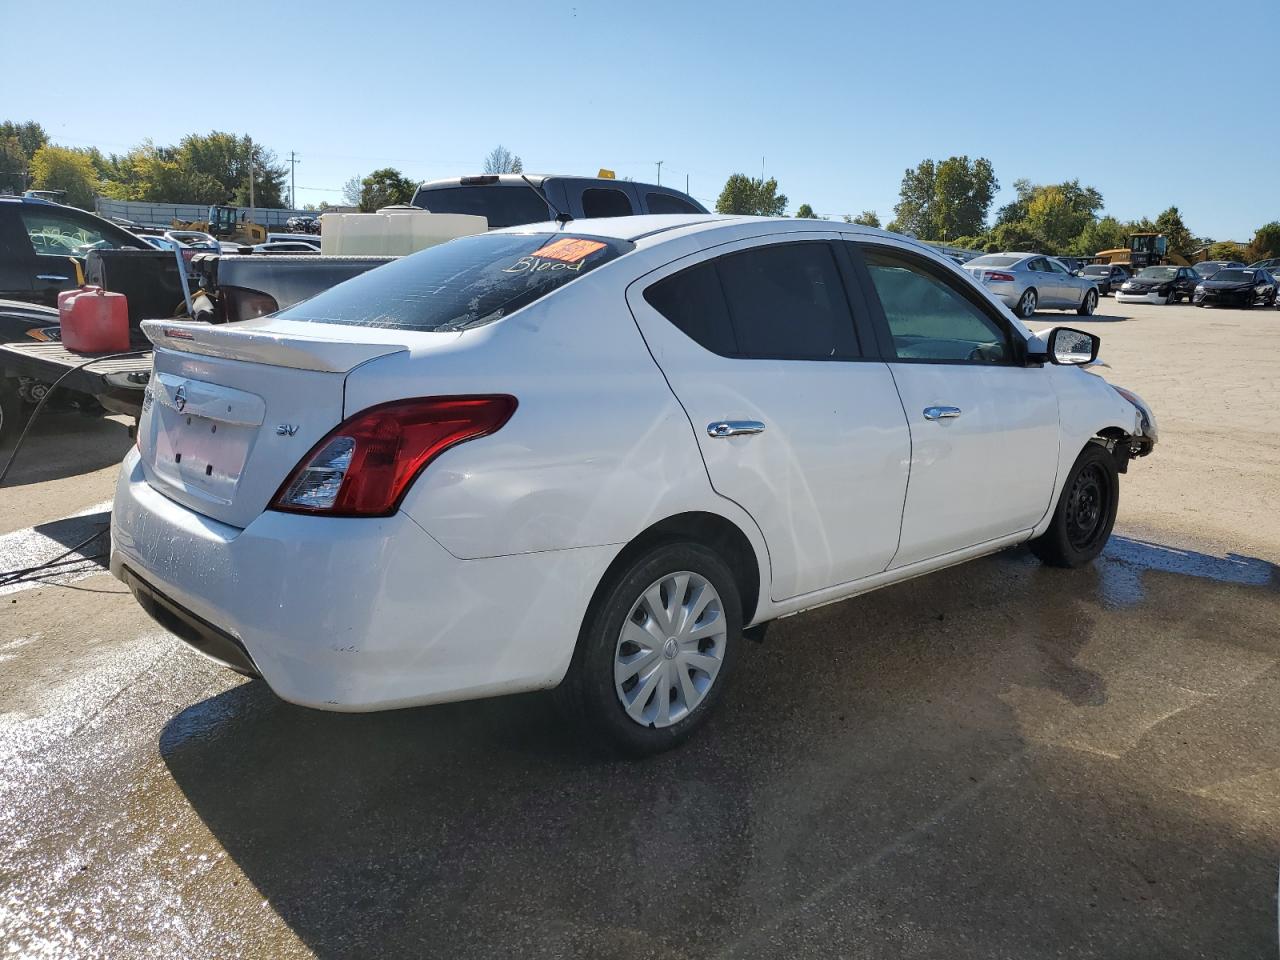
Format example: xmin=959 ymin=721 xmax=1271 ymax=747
xmin=1065 ymin=463 xmax=1108 ymax=550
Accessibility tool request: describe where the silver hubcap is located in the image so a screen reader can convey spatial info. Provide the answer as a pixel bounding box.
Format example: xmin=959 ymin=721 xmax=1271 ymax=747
xmin=1022 ymin=291 xmax=1036 ymax=317
xmin=614 ymin=571 xmax=726 ymax=728
xmin=1086 ymin=292 xmax=1096 ymax=313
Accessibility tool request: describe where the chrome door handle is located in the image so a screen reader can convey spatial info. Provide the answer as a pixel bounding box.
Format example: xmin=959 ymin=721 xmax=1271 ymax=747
xmin=923 ymin=406 xmax=962 ymax=420
xmin=707 ymin=420 xmax=766 ymax=438
xmin=36 ymin=274 xmax=69 ymax=282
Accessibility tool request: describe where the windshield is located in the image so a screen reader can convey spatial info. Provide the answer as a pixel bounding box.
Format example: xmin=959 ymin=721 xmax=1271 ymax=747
xmin=967 ymin=255 xmax=1021 ymax=268
xmin=412 ymin=185 xmax=552 ymax=229
xmin=1083 ymin=266 xmax=1109 ymax=275
xmin=275 ymin=232 xmax=632 ymax=332
xmin=1136 ymin=267 xmax=1177 ymax=280
xmin=1210 ymin=270 xmax=1254 ymax=283
xmin=1194 ymin=263 xmax=1223 ymax=277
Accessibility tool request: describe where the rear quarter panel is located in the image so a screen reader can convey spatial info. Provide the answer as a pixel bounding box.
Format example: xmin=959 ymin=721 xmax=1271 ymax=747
xmin=345 ymin=253 xmax=772 ymax=591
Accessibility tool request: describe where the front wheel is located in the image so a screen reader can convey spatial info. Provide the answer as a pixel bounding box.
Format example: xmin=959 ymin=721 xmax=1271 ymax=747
xmin=1017 ymin=288 xmax=1038 ymax=319
xmin=554 ymin=541 xmax=743 ymax=756
xmin=1077 ymin=289 xmax=1098 ymax=316
xmin=1028 ymin=443 xmax=1119 ymax=568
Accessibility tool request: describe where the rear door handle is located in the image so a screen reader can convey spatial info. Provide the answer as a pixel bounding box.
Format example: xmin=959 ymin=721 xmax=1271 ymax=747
xmin=923 ymin=406 xmax=962 ymax=420
xmin=707 ymin=420 xmax=766 ymax=438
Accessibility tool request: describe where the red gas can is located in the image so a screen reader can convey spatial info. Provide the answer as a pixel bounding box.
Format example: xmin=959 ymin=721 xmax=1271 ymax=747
xmin=57 ymin=284 xmax=99 ymax=316
xmin=59 ymin=287 xmax=130 ymax=353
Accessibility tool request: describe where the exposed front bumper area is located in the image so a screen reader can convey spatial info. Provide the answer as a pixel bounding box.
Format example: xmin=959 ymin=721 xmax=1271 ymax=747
xmin=1115 ymin=289 xmax=1168 ymax=304
xmin=110 ymin=448 xmax=617 ymax=711
xmin=1192 ymin=289 xmax=1258 ymax=306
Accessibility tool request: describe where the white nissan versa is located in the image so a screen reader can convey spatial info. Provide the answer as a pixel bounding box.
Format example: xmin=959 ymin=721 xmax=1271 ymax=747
xmin=110 ymin=216 xmax=1157 ymax=755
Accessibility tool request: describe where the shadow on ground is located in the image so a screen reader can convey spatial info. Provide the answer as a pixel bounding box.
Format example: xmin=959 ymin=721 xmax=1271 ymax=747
xmin=163 ymin=536 xmax=1280 ymax=959
xmin=0 ymin=409 xmax=132 ymax=486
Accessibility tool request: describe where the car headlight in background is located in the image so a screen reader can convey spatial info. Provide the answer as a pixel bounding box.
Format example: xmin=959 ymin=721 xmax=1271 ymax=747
xmin=1196 ymin=285 xmax=1205 ymax=292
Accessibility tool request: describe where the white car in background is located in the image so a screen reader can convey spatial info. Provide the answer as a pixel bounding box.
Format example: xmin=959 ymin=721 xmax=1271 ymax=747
xmin=110 ymin=216 xmax=1157 ymax=755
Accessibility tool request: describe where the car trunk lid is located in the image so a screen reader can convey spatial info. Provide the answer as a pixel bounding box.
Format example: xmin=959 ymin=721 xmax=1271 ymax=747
xmin=136 ymin=318 xmax=430 ymax=528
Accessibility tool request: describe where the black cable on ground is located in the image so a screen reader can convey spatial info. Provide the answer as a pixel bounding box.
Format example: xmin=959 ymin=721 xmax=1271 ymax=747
xmin=0 ymin=528 xmax=109 ymax=586
xmin=0 ymin=349 xmax=148 ymax=487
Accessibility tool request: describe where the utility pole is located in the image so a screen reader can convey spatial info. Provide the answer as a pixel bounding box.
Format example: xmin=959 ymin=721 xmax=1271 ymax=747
xmin=655 ymin=160 xmax=663 ymax=185
xmin=287 ymin=150 xmax=300 ymax=209
xmin=685 ymin=173 xmax=689 ymax=196
xmin=247 ymin=137 xmax=255 ymax=225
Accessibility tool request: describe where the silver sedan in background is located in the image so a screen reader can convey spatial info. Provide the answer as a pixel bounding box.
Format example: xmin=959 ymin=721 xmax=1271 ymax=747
xmin=963 ymin=252 xmax=1099 ymax=318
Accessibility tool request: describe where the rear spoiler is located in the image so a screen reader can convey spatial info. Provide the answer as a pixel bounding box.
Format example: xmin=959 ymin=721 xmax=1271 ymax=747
xmin=141 ymin=319 xmax=409 ymax=373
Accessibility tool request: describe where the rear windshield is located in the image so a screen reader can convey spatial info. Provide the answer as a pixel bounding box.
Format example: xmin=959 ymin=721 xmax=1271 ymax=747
xmin=1136 ymin=267 xmax=1177 ymax=280
xmin=274 ymin=232 xmax=632 ymax=332
xmin=1082 ymin=265 xmax=1109 ymax=275
xmin=1211 ymin=269 xmax=1253 ymax=282
xmin=411 ymin=185 xmax=551 ymax=229
xmin=967 ymin=255 xmax=1020 ymax=267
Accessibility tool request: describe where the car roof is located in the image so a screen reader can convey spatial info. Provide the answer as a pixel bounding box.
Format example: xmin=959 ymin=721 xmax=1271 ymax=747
xmin=416 ymin=173 xmax=688 ymax=193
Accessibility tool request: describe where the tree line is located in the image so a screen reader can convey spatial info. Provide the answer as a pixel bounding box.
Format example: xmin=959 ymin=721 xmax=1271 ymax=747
xmin=717 ymin=156 xmax=1278 ymax=264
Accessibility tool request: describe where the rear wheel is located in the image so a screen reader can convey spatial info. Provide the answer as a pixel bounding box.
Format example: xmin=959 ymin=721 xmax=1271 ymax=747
xmin=1017 ymin=288 xmax=1038 ymax=319
xmin=1028 ymin=443 xmax=1119 ymax=568
xmin=554 ymin=541 xmax=742 ymax=756
xmin=1077 ymin=289 xmax=1098 ymax=316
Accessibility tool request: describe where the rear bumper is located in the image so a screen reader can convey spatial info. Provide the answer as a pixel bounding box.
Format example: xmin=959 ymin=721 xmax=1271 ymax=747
xmin=110 ymin=448 xmax=617 ymax=711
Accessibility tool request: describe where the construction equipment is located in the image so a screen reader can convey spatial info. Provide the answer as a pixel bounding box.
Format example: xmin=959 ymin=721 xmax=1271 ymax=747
xmin=1094 ymin=233 xmax=1190 ymax=270
xmin=172 ymin=205 xmax=267 ymax=245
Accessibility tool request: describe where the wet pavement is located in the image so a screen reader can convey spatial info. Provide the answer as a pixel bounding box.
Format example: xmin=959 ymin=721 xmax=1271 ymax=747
xmin=2 ymin=300 xmax=1278 ymax=958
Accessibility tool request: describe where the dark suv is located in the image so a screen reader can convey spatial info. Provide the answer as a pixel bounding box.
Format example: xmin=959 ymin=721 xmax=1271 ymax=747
xmin=410 ymin=174 xmax=708 ymax=228
xmin=0 ymin=197 xmax=149 ymax=306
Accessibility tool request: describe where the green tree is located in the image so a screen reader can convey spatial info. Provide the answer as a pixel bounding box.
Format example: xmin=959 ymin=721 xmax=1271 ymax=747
xmin=846 ymin=210 xmax=880 ymax=228
xmin=1246 ymin=222 xmax=1280 ymax=262
xmin=1154 ymin=206 xmax=1195 ymax=260
xmin=715 ymin=174 xmax=787 ymax=217
xmin=0 ymin=120 xmax=49 ymax=193
xmin=360 ymin=167 xmax=417 ymax=211
xmin=482 ymin=145 xmax=523 ymax=175
xmin=986 ymin=219 xmax=1040 ymax=252
xmin=171 ymin=132 xmax=288 ymax=208
xmin=891 ymin=156 xmax=997 ymax=241
xmin=29 ymin=145 xmax=100 ymax=210
xmin=0 ymin=120 xmax=48 ymax=161
xmin=1071 ymin=216 xmax=1129 ymax=257
xmin=795 ymin=203 xmax=818 ymax=219
xmin=1207 ymin=240 xmax=1249 ymax=263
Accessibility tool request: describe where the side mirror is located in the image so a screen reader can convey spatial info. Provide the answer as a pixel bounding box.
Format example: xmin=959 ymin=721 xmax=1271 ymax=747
xmin=1071 ymin=269 xmax=1082 ymax=276
xmin=1047 ymin=326 xmax=1099 ymax=365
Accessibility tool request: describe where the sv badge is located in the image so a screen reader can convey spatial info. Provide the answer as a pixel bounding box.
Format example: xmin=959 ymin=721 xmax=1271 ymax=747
xmin=276 ymin=424 xmax=300 ymax=437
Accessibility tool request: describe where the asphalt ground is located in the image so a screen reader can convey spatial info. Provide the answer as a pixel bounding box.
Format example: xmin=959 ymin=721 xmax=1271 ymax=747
xmin=2 ymin=297 xmax=1277 ymax=959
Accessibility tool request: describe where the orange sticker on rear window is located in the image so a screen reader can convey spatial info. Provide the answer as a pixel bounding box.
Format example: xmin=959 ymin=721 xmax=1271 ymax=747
xmin=529 ymin=238 xmax=607 ymax=263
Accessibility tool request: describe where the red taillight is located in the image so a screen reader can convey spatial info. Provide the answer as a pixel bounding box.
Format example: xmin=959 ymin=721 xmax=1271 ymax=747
xmin=270 ymin=395 xmax=517 ymax=517
xmin=984 ymin=271 xmax=1016 ymax=282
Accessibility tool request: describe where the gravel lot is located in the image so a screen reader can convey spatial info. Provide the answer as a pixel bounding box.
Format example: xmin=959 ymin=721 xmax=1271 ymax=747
xmin=1 ymin=298 xmax=1277 ymax=959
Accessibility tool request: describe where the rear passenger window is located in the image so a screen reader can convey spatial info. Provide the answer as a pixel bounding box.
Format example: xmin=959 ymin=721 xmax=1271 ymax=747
xmin=581 ymin=188 xmax=634 ymax=218
xmin=644 ymin=242 xmax=860 ymax=360
xmin=645 ymin=193 xmax=700 ymax=215
xmin=861 ymin=247 xmax=1012 ymax=363
xmin=643 ymin=262 xmax=737 ymax=356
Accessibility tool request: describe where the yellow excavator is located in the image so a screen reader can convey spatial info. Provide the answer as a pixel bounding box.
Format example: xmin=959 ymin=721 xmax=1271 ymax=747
xmin=1094 ymin=233 xmax=1190 ymax=270
xmin=172 ymin=205 xmax=267 ymax=245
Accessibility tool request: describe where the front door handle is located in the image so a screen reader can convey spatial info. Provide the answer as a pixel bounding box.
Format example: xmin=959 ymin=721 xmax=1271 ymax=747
xmin=923 ymin=405 xmax=962 ymax=420
xmin=707 ymin=420 xmax=766 ymax=438
xmin=36 ymin=274 xmax=69 ymax=283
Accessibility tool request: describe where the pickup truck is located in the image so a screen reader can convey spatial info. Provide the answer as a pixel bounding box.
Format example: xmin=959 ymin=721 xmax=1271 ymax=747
xmin=0 ymin=251 xmax=392 ymax=440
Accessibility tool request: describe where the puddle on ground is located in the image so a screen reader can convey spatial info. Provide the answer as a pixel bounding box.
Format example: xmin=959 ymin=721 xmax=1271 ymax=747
xmin=1096 ymin=536 xmax=1276 ymax=607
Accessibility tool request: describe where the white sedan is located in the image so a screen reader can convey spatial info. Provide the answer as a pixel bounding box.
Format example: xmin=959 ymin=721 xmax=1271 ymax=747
xmin=110 ymin=216 xmax=1157 ymax=755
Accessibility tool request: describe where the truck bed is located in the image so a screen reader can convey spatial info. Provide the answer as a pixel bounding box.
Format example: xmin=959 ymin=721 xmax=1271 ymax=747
xmin=0 ymin=340 xmax=151 ymax=417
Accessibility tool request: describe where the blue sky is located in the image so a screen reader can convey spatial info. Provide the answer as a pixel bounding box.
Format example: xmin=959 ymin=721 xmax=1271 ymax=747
xmin=5 ymin=0 xmax=1272 ymax=240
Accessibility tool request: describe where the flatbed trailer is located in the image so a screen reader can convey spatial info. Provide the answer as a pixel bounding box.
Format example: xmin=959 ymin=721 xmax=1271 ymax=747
xmin=0 ymin=339 xmax=152 ymax=420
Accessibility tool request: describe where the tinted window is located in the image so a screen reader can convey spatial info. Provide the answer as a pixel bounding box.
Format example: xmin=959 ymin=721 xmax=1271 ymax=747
xmin=1211 ymin=270 xmax=1254 ymax=282
xmin=1083 ymin=265 xmax=1109 ymax=276
xmin=19 ymin=208 xmax=143 ymax=257
xmin=716 ymin=243 xmax=858 ymax=359
xmin=275 ymin=232 xmax=631 ymax=332
xmin=643 ymin=262 xmax=737 ymax=356
xmin=645 ymin=192 xmax=701 ymax=215
xmin=643 ymin=242 xmax=858 ymax=360
xmin=862 ymin=247 xmax=1011 ymax=363
xmin=1046 ymin=259 xmax=1070 ymax=275
xmin=968 ymin=255 xmax=1021 ymax=268
xmin=581 ymin=188 xmax=634 ymax=218
xmin=411 ymin=185 xmax=550 ymax=229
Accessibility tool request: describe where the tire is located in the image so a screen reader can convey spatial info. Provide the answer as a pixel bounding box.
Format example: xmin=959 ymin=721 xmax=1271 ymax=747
xmin=1164 ymin=289 xmax=1177 ymax=305
xmin=1028 ymin=443 xmax=1119 ymax=568
xmin=1017 ymin=288 xmax=1038 ymax=319
xmin=554 ymin=541 xmax=743 ymax=756
xmin=1077 ymin=289 xmax=1098 ymax=316
xmin=0 ymin=377 xmax=26 ymax=446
